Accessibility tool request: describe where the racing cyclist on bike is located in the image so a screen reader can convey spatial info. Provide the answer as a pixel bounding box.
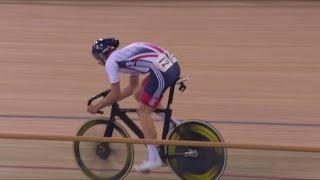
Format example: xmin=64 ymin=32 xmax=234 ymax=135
xmin=87 ymin=38 xmax=181 ymax=172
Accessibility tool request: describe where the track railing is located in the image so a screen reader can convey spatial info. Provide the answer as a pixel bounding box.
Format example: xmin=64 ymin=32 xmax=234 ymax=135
xmin=0 ymin=132 xmax=319 ymax=153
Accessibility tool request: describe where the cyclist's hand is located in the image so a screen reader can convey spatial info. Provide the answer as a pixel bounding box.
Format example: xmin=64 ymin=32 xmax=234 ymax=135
xmin=87 ymin=104 xmax=100 ymax=114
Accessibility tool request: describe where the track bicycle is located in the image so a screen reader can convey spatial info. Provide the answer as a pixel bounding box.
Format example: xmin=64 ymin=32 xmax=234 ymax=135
xmin=73 ymin=77 xmax=227 ymax=180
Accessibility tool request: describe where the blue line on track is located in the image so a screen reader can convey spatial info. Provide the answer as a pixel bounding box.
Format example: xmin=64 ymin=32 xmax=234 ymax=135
xmin=0 ymin=164 xmax=309 ymax=180
xmin=0 ymin=114 xmax=319 ymax=127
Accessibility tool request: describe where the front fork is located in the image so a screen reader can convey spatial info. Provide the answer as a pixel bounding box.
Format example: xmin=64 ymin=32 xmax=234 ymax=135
xmin=96 ymin=121 xmax=115 ymax=160
xmin=97 ymin=104 xmax=118 ymax=160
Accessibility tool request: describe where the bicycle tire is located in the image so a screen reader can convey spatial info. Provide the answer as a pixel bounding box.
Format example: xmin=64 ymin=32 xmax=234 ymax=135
xmin=166 ymin=120 xmax=227 ymax=180
xmin=74 ymin=119 xmax=134 ymax=180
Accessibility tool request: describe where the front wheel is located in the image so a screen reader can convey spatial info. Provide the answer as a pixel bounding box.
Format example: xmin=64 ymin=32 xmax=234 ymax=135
xmin=166 ymin=121 xmax=227 ymax=180
xmin=74 ymin=119 xmax=134 ymax=180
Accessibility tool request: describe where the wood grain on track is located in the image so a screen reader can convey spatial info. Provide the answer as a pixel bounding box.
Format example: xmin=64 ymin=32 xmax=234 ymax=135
xmin=0 ymin=1 xmax=320 ymax=179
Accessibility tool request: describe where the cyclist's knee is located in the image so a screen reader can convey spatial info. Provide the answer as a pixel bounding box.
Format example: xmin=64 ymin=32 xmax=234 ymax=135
xmin=138 ymin=103 xmax=154 ymax=115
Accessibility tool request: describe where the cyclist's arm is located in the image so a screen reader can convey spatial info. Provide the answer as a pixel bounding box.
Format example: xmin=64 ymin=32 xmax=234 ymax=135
xmin=96 ymin=74 xmax=138 ymax=110
xmin=87 ymin=82 xmax=120 ymax=114
xmin=118 ymin=75 xmax=139 ymax=101
xmin=95 ymin=82 xmax=121 ymax=110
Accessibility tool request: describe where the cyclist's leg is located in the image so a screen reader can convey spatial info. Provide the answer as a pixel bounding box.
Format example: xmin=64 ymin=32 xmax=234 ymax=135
xmin=134 ymin=75 xmax=149 ymax=102
xmin=137 ymin=103 xmax=157 ymax=140
xmin=135 ymin=62 xmax=180 ymax=172
xmin=134 ymin=73 xmax=164 ymax=172
xmin=135 ymin=102 xmax=164 ymax=172
xmin=155 ymin=104 xmax=180 ymax=125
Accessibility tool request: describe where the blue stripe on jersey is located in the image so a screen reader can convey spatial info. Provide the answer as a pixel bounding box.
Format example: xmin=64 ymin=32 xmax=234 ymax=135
xmin=134 ymin=47 xmax=155 ymax=54
xmin=150 ymin=65 xmax=165 ymax=98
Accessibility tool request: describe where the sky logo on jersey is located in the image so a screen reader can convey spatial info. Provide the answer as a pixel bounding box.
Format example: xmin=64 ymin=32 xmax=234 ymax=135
xmin=126 ymin=61 xmax=136 ymax=66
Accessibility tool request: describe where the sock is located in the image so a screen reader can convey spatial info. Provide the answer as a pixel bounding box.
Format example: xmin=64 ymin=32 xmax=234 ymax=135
xmin=157 ymin=112 xmax=180 ymax=125
xmin=147 ymin=144 xmax=161 ymax=161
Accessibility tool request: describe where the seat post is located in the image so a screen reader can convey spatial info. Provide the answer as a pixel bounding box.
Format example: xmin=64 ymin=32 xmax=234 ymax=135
xmin=161 ymin=85 xmax=175 ymax=140
xmin=166 ymin=85 xmax=176 ymax=109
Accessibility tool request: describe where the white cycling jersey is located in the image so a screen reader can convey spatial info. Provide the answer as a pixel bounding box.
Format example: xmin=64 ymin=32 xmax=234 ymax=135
xmin=105 ymin=42 xmax=178 ymax=84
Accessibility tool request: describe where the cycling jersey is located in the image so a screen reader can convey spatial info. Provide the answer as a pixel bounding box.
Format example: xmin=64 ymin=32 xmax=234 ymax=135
xmin=105 ymin=42 xmax=180 ymax=107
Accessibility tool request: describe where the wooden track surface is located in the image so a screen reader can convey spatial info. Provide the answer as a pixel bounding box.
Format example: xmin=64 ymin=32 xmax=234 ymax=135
xmin=0 ymin=1 xmax=320 ymax=179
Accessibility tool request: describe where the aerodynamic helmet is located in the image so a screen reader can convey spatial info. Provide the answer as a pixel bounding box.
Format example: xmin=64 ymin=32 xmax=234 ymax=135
xmin=91 ymin=38 xmax=119 ymax=61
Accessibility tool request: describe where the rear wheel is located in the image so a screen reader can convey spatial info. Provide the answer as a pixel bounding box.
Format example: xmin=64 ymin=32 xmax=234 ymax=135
xmin=166 ymin=121 xmax=227 ymax=180
xmin=74 ymin=119 xmax=134 ymax=180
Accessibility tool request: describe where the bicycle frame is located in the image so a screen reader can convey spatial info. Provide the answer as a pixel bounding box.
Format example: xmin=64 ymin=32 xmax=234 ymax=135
xmin=107 ymin=86 xmax=174 ymax=139
xmin=88 ymin=80 xmax=186 ymax=159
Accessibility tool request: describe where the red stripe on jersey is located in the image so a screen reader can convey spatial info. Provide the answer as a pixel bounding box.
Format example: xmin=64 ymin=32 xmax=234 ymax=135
xmin=132 ymin=54 xmax=158 ymax=61
xmin=128 ymin=53 xmax=158 ymax=62
xmin=144 ymin=43 xmax=164 ymax=53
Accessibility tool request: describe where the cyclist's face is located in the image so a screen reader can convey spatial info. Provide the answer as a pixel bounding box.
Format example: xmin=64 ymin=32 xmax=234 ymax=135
xmin=97 ymin=51 xmax=109 ymax=66
xmin=97 ymin=47 xmax=116 ymax=66
xmin=98 ymin=59 xmax=105 ymax=66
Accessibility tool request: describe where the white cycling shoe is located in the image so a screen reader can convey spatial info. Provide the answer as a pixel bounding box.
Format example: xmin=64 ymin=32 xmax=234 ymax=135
xmin=134 ymin=158 xmax=164 ymax=173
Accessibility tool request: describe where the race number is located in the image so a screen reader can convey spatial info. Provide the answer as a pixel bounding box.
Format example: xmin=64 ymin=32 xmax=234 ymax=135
xmin=154 ymin=51 xmax=178 ymax=72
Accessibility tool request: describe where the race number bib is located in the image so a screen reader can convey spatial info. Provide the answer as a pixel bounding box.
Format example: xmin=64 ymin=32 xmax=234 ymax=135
xmin=154 ymin=51 xmax=178 ymax=72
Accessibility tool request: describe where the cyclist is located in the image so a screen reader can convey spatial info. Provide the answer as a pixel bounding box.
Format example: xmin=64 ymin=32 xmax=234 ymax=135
xmin=87 ymin=38 xmax=181 ymax=172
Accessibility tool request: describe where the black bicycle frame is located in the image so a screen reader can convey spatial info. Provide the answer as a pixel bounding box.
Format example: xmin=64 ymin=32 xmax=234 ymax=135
xmin=95 ymin=86 xmax=175 ymax=138
xmin=88 ymin=80 xmax=186 ymax=157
